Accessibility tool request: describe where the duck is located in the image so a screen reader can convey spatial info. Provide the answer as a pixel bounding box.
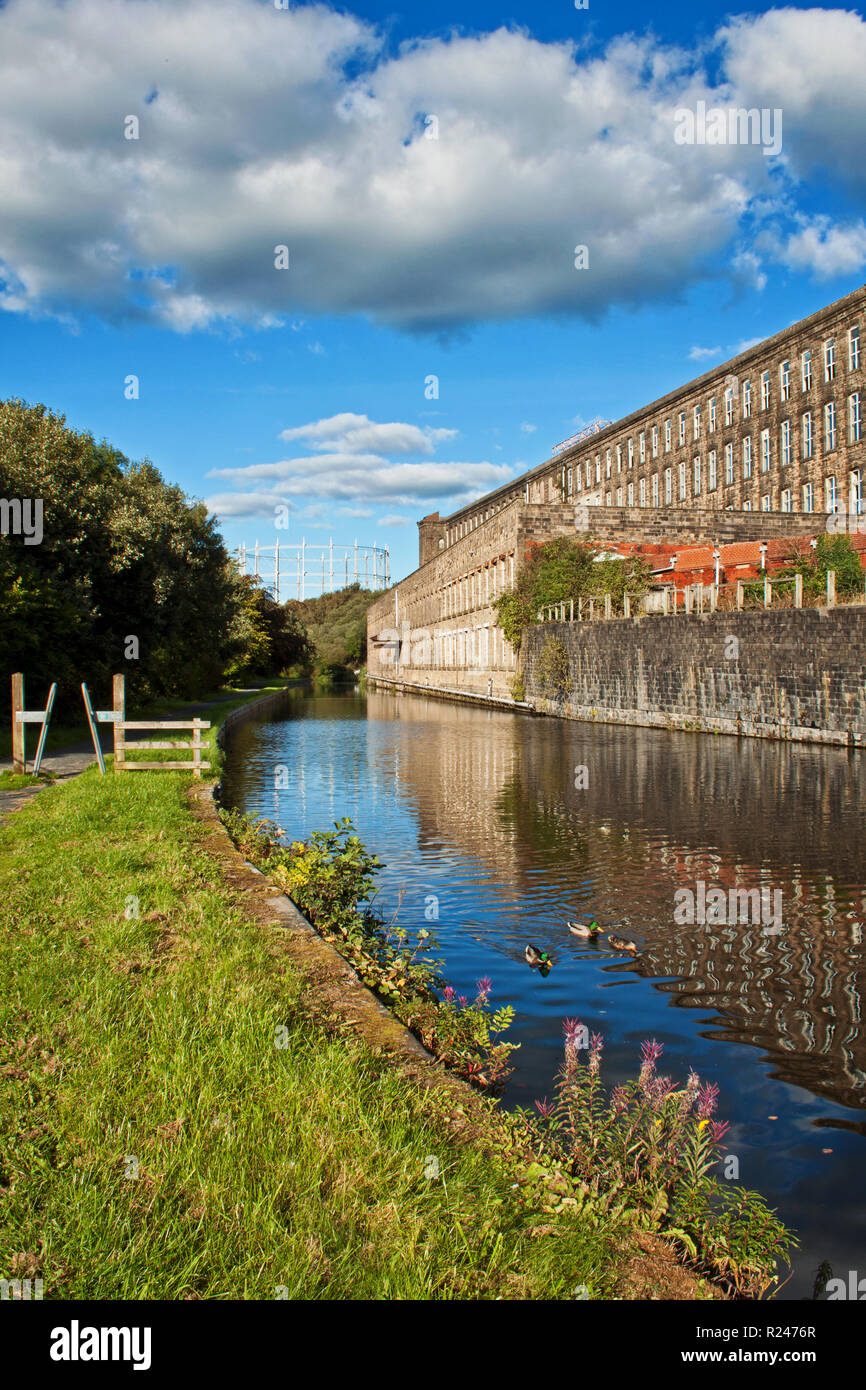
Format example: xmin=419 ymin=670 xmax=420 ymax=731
xmin=568 ymin=919 xmax=601 ymax=940
xmin=525 ymin=944 xmax=552 ymax=968
xmin=608 ymin=933 xmax=639 ymax=954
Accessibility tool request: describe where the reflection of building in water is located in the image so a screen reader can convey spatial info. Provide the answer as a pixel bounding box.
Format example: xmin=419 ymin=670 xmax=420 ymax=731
xmin=369 ymin=689 xmax=866 ymax=1112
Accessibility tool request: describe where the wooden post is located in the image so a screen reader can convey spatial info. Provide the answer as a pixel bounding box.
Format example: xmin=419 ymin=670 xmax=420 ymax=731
xmin=736 ymin=581 xmax=744 ymax=611
xmin=684 ymin=586 xmax=693 ymax=615
xmin=192 ymin=720 xmax=203 ymax=779
xmin=113 ymin=673 xmax=125 ymax=773
xmin=11 ymin=672 xmax=25 ymax=774
xmin=623 ymin=592 xmax=631 ymax=619
xmin=589 ymin=598 xmax=595 ymax=621
xmin=569 ymin=598 xmax=574 ymax=622
xmin=763 ymin=577 xmax=772 ymax=608
xmin=663 ymin=588 xmax=669 ymax=616
xmin=604 ymin=593 xmax=612 ymax=619
xmin=826 ymin=570 xmax=836 ymax=606
xmin=710 ymin=584 xmax=718 ymax=613
xmin=794 ymin=573 xmax=803 ymax=609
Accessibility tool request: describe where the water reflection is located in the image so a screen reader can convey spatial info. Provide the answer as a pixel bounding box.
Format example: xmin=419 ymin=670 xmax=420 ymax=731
xmin=222 ymin=687 xmax=866 ymax=1296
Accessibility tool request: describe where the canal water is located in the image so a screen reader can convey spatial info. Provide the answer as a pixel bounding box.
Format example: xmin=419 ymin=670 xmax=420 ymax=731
xmin=221 ymin=687 xmax=866 ymax=1298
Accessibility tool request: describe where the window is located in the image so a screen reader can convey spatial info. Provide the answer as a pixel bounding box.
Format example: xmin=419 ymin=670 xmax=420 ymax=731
xmin=708 ymin=449 xmax=717 ymax=491
xmin=850 ymin=325 xmax=861 ymax=371
xmin=595 ymin=455 xmax=601 ymax=483
xmin=761 ymin=371 xmax=771 ymax=410
xmin=761 ymin=428 xmax=771 ymax=472
xmin=781 ymin=488 xmax=792 ymax=512
xmin=585 ymin=460 xmax=592 ymax=487
xmin=627 ymin=437 xmax=634 ymax=468
xmin=742 ymin=381 xmax=751 ymax=418
xmin=652 ymin=473 xmax=659 ymax=506
xmin=826 ymin=475 xmax=837 ymax=514
xmin=849 ymin=392 xmax=861 ymax=444
xmin=567 ymin=467 xmax=573 ymax=496
xmin=665 ymin=419 xmax=672 ymax=451
xmin=606 ymin=491 xmax=612 ymax=506
xmin=853 ymin=469 xmax=863 ymax=517
xmin=724 ymin=442 xmax=734 ymax=485
xmin=802 ymin=482 xmax=813 ymax=513
xmin=664 ymin=467 xmax=673 ymax=503
xmin=693 ymin=457 xmax=701 ymax=495
xmin=780 ymin=361 xmax=790 ymax=402
xmin=616 ymin=444 xmax=622 ymax=473
xmin=639 ymin=431 xmax=646 ymax=463
xmin=616 ymin=486 xmax=623 ymax=506
xmin=824 ymin=401 xmax=836 ymax=451
xmin=678 ymin=460 xmax=687 ymax=500
xmin=678 ymin=411 xmax=686 ymax=445
xmin=761 ymin=494 xmax=771 ymax=512
xmin=801 ymin=348 xmax=812 ymax=391
xmin=693 ymin=404 xmax=701 ymax=440
xmin=709 ymin=397 xmax=717 ymax=432
xmin=743 ymin=499 xmax=752 ymax=511
xmin=743 ymin=437 xmax=752 ymax=479
xmin=639 ymin=477 xmax=647 ymax=506
xmin=575 ymin=466 xmax=582 ymax=492
xmin=824 ymin=339 xmax=836 ymax=383
xmin=781 ymin=419 xmax=791 ymax=467
xmin=606 ymin=449 xmax=612 ymax=478
xmin=802 ymin=411 xmax=813 ymax=459
xmin=724 ymin=388 xmax=734 ymax=426
xmin=627 ymin=481 xmax=634 ymax=506
xmin=651 ymin=425 xmax=659 ymax=458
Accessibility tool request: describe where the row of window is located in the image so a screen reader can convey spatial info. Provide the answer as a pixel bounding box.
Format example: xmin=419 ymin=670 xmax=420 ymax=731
xmin=565 ymin=394 xmax=861 ymax=498
xmin=595 ymin=469 xmax=862 ymax=514
xmin=444 ymin=323 xmax=862 ymax=544
xmin=441 ymin=554 xmax=515 ymax=615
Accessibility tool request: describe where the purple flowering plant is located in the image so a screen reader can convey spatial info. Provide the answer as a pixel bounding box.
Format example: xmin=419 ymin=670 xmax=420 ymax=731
xmin=520 ymin=1021 xmax=795 ymax=1296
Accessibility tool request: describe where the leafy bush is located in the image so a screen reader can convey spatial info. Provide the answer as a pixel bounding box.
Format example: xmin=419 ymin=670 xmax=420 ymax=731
xmin=517 ymin=1023 xmax=796 ymax=1296
xmin=287 ymin=584 xmax=377 ymax=682
xmin=219 ymin=810 xmax=518 ymax=1089
xmin=495 ymin=536 xmax=651 ymax=647
xmin=776 ymin=534 xmax=865 ymax=600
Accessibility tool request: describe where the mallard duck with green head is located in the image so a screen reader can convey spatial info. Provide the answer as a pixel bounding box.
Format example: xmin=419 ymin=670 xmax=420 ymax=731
xmin=568 ymin=918 xmax=601 ymax=940
xmin=525 ymin=944 xmax=552 ymax=969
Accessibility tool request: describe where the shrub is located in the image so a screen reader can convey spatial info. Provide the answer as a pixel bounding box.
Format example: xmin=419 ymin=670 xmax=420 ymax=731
xmin=218 ymin=810 xmax=519 ymax=1089
xmin=517 ymin=1023 xmax=796 ymax=1296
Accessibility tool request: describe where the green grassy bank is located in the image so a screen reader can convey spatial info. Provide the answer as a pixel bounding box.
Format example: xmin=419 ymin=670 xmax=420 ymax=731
xmin=0 ymin=696 xmax=629 ymax=1299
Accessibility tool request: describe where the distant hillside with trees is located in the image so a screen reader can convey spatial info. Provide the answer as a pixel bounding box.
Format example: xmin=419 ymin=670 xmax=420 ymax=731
xmin=287 ymin=585 xmax=379 ymax=683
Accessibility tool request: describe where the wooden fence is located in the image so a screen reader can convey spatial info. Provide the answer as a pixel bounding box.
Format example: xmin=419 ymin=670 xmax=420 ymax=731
xmin=85 ymin=675 xmax=211 ymax=777
xmin=537 ymin=570 xmax=865 ymax=622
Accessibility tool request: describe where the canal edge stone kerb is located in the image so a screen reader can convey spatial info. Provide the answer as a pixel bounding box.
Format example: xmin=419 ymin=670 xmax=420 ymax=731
xmin=188 ymin=686 xmax=721 ymax=1300
xmin=198 ymin=685 xmax=497 ymax=1129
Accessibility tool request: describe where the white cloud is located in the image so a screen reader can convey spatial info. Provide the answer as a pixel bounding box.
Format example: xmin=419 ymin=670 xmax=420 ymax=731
xmin=278 ymin=413 xmax=457 ymax=456
xmin=376 ymin=514 xmax=411 ymax=527
xmin=1 ymin=0 xmax=858 ymax=331
xmin=769 ymin=216 xmax=866 ymax=279
xmin=520 ymin=422 xmax=537 ymax=433
xmin=688 ymin=344 xmax=722 ymax=361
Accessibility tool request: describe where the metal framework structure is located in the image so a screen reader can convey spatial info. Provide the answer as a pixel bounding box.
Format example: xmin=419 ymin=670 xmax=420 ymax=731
xmin=551 ymin=417 xmax=614 ymax=456
xmin=235 ymin=539 xmax=390 ymax=603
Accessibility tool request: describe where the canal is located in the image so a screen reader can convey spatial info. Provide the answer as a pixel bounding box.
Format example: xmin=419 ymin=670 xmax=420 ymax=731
xmin=221 ymin=686 xmax=866 ymax=1298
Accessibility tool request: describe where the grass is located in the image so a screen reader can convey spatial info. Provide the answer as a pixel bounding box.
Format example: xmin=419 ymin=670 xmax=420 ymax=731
xmin=0 ymin=697 xmax=626 ymax=1300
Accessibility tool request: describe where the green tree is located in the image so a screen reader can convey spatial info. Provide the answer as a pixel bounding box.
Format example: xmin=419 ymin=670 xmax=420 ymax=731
xmin=495 ymin=536 xmax=651 ymax=646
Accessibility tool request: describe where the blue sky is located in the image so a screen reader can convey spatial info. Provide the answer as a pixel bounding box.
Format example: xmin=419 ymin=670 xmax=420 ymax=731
xmin=1 ymin=0 xmax=864 ymax=582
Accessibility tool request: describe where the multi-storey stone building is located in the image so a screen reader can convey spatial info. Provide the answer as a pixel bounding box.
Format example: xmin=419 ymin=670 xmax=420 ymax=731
xmin=368 ymin=284 xmax=865 ymax=698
